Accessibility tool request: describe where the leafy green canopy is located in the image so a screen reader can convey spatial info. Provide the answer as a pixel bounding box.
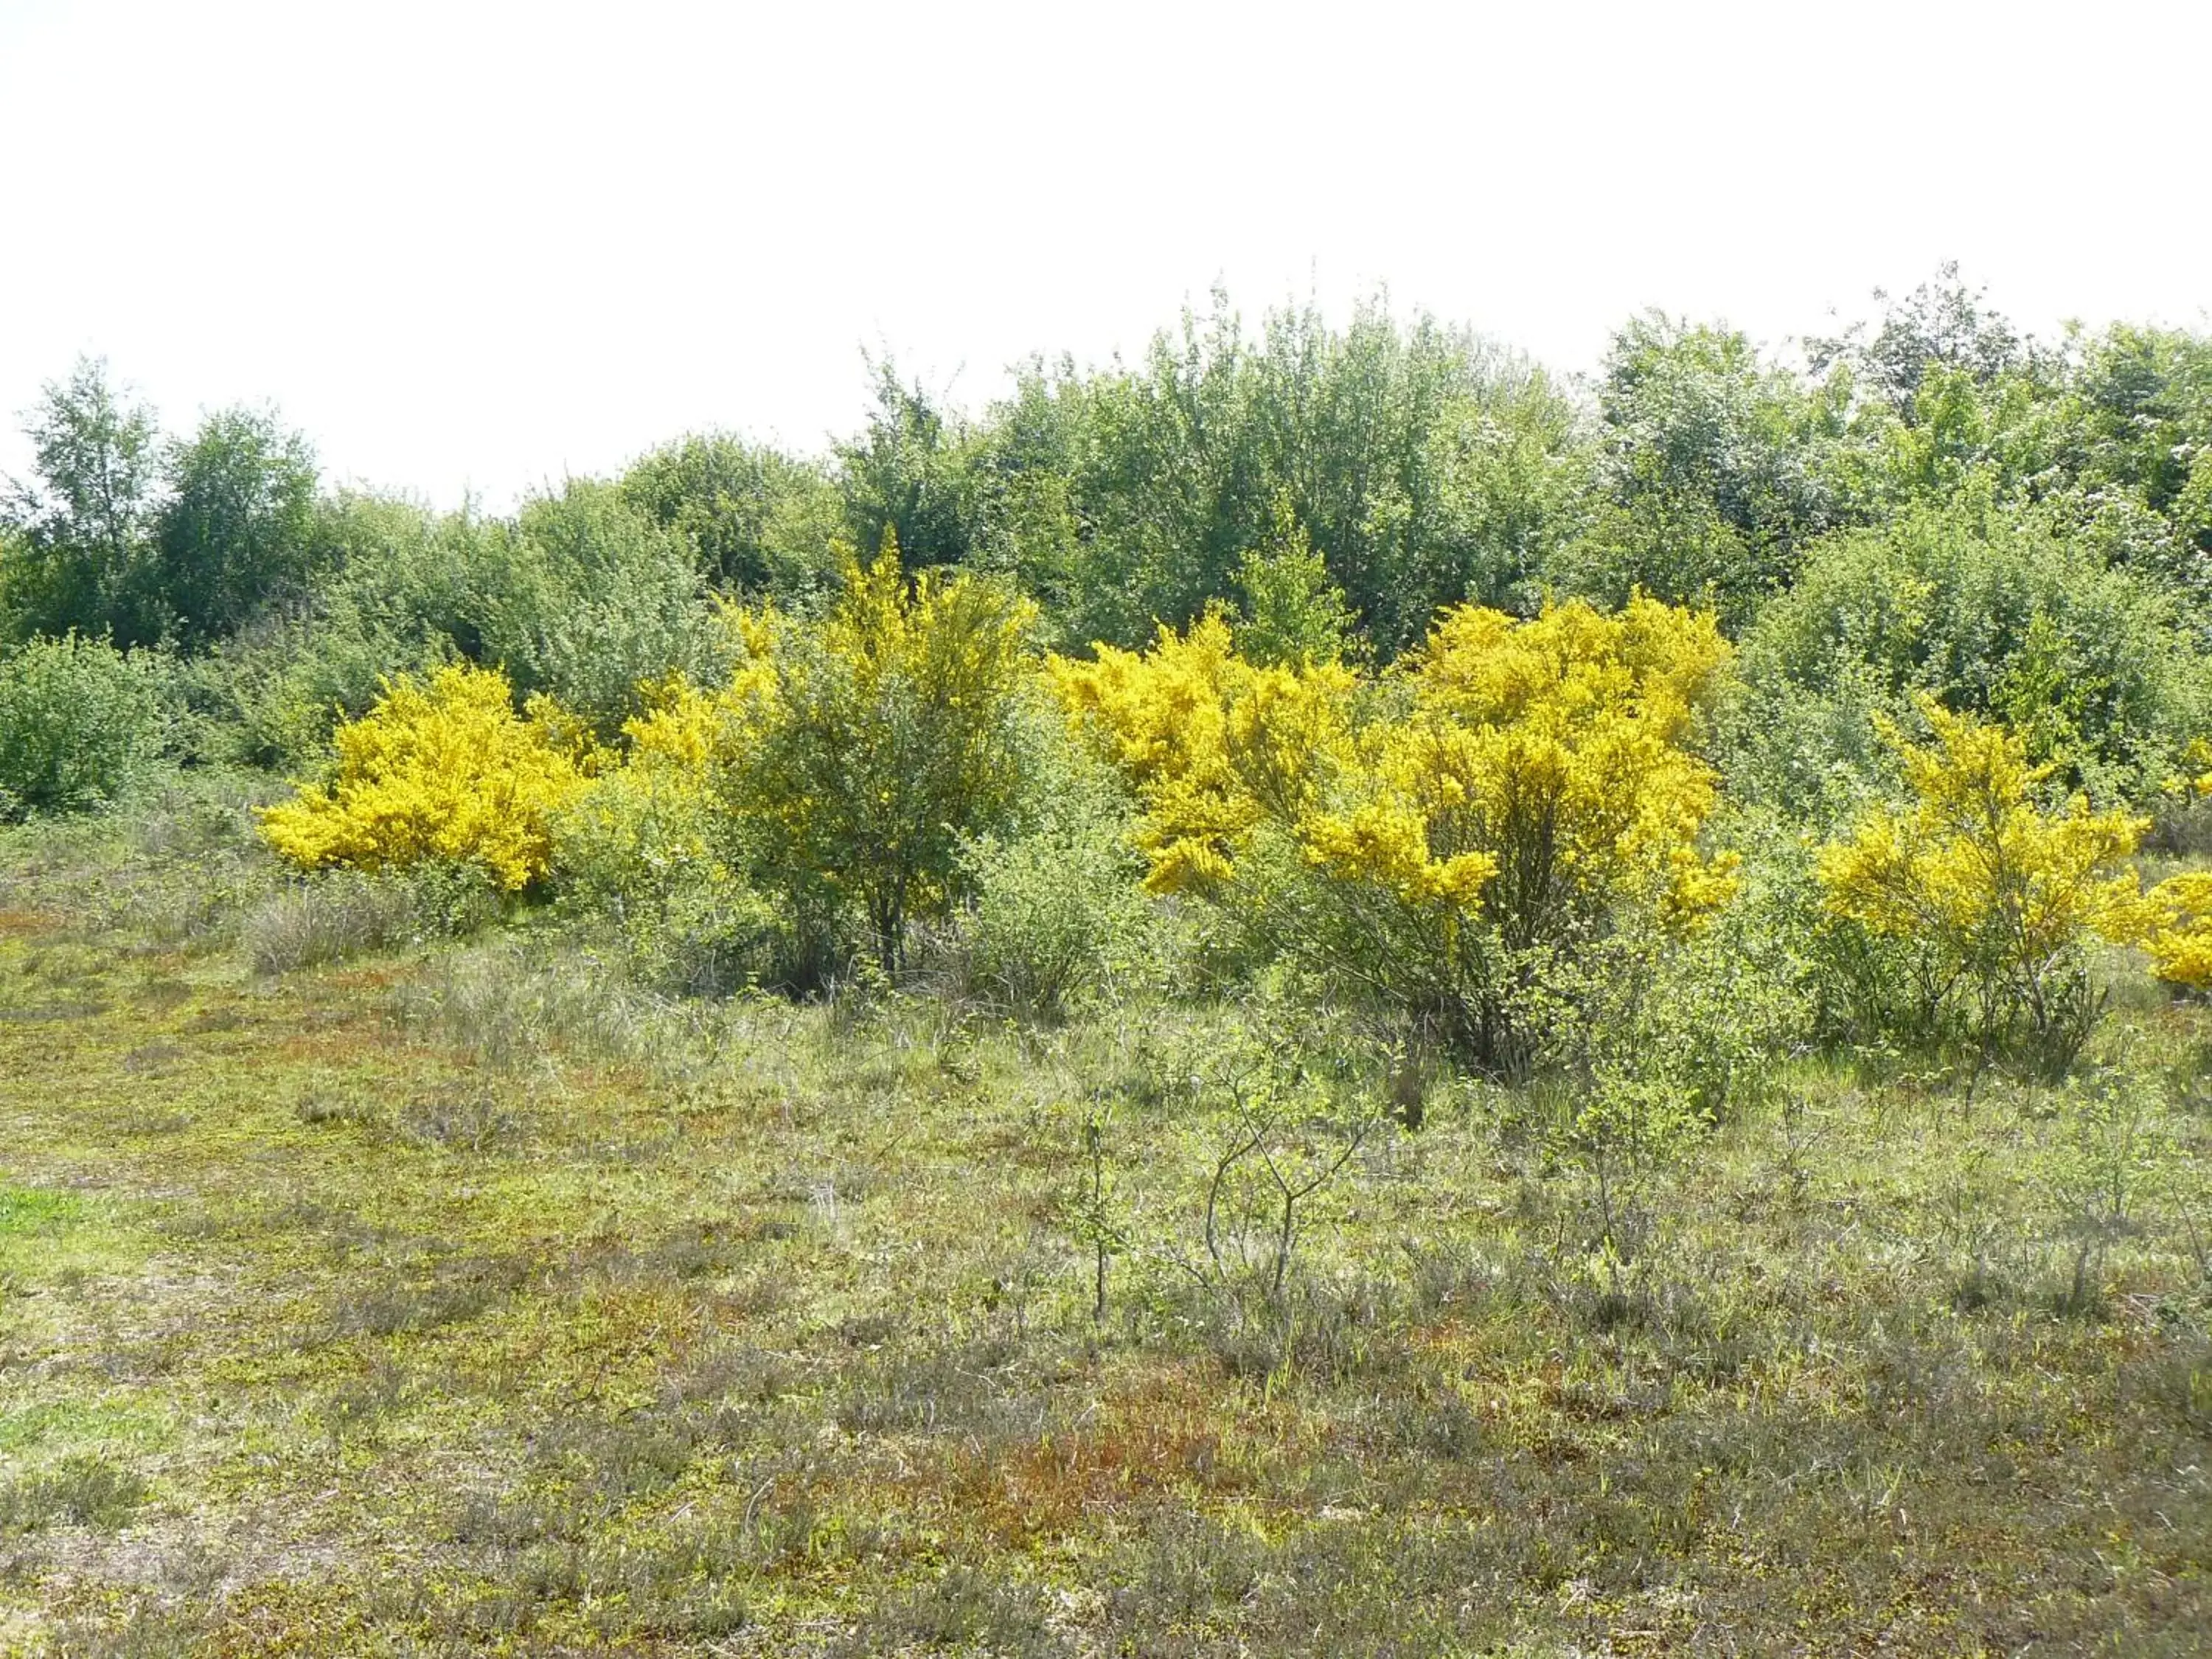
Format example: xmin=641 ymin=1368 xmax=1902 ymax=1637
xmin=1 ymin=359 xmax=320 ymax=650
xmin=4 ymin=274 xmax=2210 ymax=844
xmin=1733 ymin=499 xmax=2211 ymax=815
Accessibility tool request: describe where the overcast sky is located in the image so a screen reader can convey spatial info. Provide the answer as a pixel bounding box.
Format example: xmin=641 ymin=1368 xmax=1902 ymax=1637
xmin=2 ymin=0 xmax=2207 ymax=509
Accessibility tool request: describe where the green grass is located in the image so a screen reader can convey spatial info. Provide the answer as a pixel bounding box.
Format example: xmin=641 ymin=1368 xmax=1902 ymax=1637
xmin=0 ymin=1190 xmax=85 ymax=1236
xmin=0 ymin=782 xmax=2208 ymax=1655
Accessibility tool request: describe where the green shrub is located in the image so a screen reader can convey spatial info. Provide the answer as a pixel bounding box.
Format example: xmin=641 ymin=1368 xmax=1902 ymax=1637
xmin=958 ymin=759 xmax=1155 ymax=1018
xmin=0 ymin=633 xmax=160 ymax=819
xmin=187 ymin=484 xmax=713 ymax=768
xmin=1733 ymin=499 xmax=2211 ymax=813
xmin=618 ymin=430 xmax=846 ymax=597
xmin=717 ymin=540 xmax=1040 ymax=975
xmin=1523 ymin=891 xmax=1810 ymax=1131
xmin=178 ymin=493 xmax=498 ymax=769
xmin=552 ymin=770 xmax=780 ymax=998
xmin=484 ymin=479 xmax=712 ymax=738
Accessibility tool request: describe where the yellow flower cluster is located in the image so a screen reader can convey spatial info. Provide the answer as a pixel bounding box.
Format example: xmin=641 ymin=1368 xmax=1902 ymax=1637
xmin=1815 ymin=699 xmax=2154 ymax=1011
xmin=1309 ymin=597 xmax=1737 ymax=939
xmin=1051 ymin=595 xmax=1738 ymax=942
xmin=258 ymin=663 xmax=592 ymax=890
xmin=2146 ymin=874 xmax=2212 ymax=989
xmin=1817 ymin=699 xmax=2212 ymax=998
xmin=552 ymin=678 xmax=720 ymax=889
xmin=1048 ymin=611 xmax=1354 ymax=892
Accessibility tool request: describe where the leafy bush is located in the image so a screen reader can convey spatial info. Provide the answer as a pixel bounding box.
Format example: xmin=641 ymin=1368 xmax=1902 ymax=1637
xmin=549 ymin=543 xmax=1039 ymax=981
xmin=483 ymin=479 xmax=712 ymax=737
xmin=1231 ymin=498 xmax=1361 ymax=669
xmin=1736 ymin=501 xmax=2212 ymax=811
xmin=258 ymin=663 xmax=592 ymax=890
xmin=195 ymin=484 xmax=712 ymax=768
xmin=956 ymin=748 xmax=1155 ymax=1017
xmin=1053 ymin=595 xmax=1739 ymax=1065
xmin=0 ymin=633 xmax=160 ymax=819
xmin=715 ymin=537 xmax=1039 ymax=973
xmin=552 ymin=675 xmax=779 ymax=995
xmin=1539 ymin=842 xmax=1812 ymax=1106
xmin=1815 ymin=698 xmax=2154 ymax=1068
xmin=618 ymin=430 xmax=845 ymax=597
xmin=182 ymin=493 xmax=506 ymax=769
xmin=1551 ymin=315 xmax=1857 ymax=624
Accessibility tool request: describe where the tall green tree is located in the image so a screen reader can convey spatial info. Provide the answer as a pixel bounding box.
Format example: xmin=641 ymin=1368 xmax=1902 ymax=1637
xmin=1807 ymin=262 xmax=2028 ymax=418
xmin=2011 ymin=324 xmax=2212 ymax=607
xmin=978 ymin=293 xmax=1586 ymax=657
xmin=487 ymin=479 xmax=711 ymax=737
xmin=1246 ymin=298 xmax=1566 ymax=650
xmin=1556 ymin=314 xmax=1855 ymax=622
xmin=147 ymin=404 xmax=319 ymax=648
xmin=1 ymin=357 xmax=163 ymax=643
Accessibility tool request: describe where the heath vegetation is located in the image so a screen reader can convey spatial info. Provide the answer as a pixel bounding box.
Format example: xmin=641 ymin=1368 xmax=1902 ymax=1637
xmin=3 ymin=268 xmax=2211 ymax=1655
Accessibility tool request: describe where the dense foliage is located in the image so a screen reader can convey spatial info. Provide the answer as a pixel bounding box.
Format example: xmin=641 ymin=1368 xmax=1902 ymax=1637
xmin=257 ymin=663 xmax=591 ymax=890
xmin=1051 ymin=596 xmax=1737 ymax=1063
xmin=1815 ymin=700 xmax=2153 ymax=1067
xmin=4 ymin=267 xmax=2211 ymax=1066
xmin=0 ymin=632 xmax=159 ymax=819
xmin=7 ymin=271 xmax=2212 ymax=1657
xmin=714 ymin=538 xmax=1038 ymax=973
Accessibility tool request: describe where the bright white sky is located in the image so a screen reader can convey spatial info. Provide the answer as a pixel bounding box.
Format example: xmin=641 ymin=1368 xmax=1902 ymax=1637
xmin=2 ymin=0 xmax=2207 ymax=509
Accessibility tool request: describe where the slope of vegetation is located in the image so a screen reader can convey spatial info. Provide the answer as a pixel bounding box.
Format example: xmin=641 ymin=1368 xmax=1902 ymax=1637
xmin=1 ymin=268 xmax=2210 ymax=1655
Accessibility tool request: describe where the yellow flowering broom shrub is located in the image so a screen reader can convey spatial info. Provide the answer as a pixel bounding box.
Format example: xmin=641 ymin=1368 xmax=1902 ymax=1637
xmin=1051 ymin=595 xmax=1738 ymax=1062
xmin=1307 ymin=597 xmax=1739 ymax=945
xmin=259 ymin=663 xmax=593 ymax=891
xmin=1815 ymin=697 xmax=2155 ymax=1062
xmin=1048 ymin=609 xmax=1357 ymax=892
xmin=2144 ymin=874 xmax=2212 ymax=990
xmin=2143 ymin=744 xmax=2212 ymax=991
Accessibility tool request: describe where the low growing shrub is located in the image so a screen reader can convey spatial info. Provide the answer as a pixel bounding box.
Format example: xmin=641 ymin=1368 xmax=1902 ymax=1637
xmin=258 ymin=663 xmax=593 ymax=891
xmin=2145 ymin=873 xmax=2212 ymax=991
xmin=957 ymin=753 xmax=1155 ymax=1018
xmin=552 ymin=669 xmax=781 ymax=994
xmin=0 ymin=633 xmax=160 ymax=819
xmin=1736 ymin=500 xmax=2212 ymax=810
xmin=1815 ymin=698 xmax=2154 ymax=1070
xmin=242 ymin=869 xmax=429 ymax=975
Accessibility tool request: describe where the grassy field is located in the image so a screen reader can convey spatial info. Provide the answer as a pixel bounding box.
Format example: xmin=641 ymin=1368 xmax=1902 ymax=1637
xmin=1 ymin=779 xmax=2210 ymax=1656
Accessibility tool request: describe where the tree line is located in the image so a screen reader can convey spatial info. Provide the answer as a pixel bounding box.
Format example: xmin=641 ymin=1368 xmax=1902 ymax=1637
xmin=4 ymin=265 xmax=2208 ymax=823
